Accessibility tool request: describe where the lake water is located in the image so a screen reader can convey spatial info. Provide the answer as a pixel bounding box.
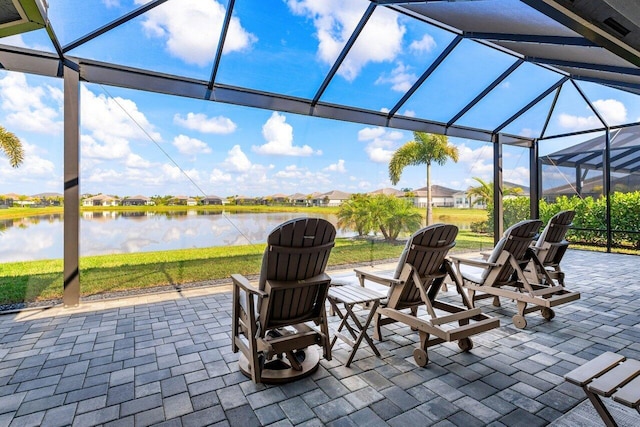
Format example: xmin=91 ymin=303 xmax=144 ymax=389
xmin=0 ymin=211 xmax=472 ymax=263
xmin=0 ymin=211 xmax=354 ymax=262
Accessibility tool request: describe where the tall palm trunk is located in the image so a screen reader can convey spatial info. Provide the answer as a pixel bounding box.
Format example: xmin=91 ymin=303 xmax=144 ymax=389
xmin=426 ymin=162 xmax=433 ymax=225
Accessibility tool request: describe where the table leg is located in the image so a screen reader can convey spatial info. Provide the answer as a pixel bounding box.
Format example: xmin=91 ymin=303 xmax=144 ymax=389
xmin=583 ymin=387 xmax=618 ymax=427
xmin=344 ymin=300 xmax=381 ymax=367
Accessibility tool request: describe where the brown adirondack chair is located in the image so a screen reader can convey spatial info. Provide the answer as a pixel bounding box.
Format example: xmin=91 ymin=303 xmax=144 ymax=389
xmin=453 ymin=219 xmax=580 ymax=329
xmin=354 ymin=224 xmax=499 ymax=367
xmin=526 ymin=210 xmax=575 ymax=285
xmin=231 ymin=217 xmax=335 ymax=383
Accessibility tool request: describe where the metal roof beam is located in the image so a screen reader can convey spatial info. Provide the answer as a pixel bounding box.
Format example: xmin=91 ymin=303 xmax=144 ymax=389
xmin=388 ymin=35 xmax=462 ymax=119
xmin=521 ymin=0 xmax=640 ymax=68
xmin=465 ymin=32 xmax=595 ymax=46
xmin=312 ymin=3 xmax=376 ymax=107
xmin=494 ymin=76 xmax=569 ymax=133
xmin=447 ymin=59 xmax=523 ymax=127
xmin=540 ymin=85 xmax=562 ymax=139
xmin=571 ymin=80 xmax=607 ymax=127
xmin=526 ymin=56 xmax=640 ymax=76
xmin=63 ymin=0 xmax=170 ymax=53
xmin=208 ymin=0 xmax=235 ymax=91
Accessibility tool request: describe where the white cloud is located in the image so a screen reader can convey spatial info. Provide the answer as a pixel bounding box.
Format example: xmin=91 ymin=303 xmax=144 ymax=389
xmin=173 ymin=112 xmax=237 ymax=134
xmin=457 ymin=142 xmax=493 ymax=178
xmin=375 ymin=62 xmax=417 ymax=92
xmin=82 ymin=86 xmax=161 ymax=142
xmin=560 ymin=98 xmax=628 ymax=131
xmin=135 ymin=0 xmax=257 ymax=66
xmin=252 ymin=112 xmax=321 ymax=156
xmin=102 ymin=0 xmax=120 ymax=7
xmin=409 ymin=34 xmax=436 ymax=53
xmin=125 ymin=153 xmax=152 ymax=169
xmin=210 ymin=168 xmax=232 ymax=184
xmin=504 ymin=166 xmax=530 ymax=185
xmin=0 ymin=142 xmax=56 ymax=183
xmin=0 ymin=73 xmax=63 ymax=134
xmin=324 ymin=159 xmax=346 ymax=173
xmin=223 ymin=145 xmax=252 ymax=172
xmin=403 ymin=110 xmax=416 ymax=118
xmin=358 ymin=126 xmax=406 ymax=163
xmin=172 ymin=134 xmax=212 ymax=155
xmin=81 ymin=134 xmax=131 ymax=160
xmin=288 ymin=1 xmax=405 ymax=81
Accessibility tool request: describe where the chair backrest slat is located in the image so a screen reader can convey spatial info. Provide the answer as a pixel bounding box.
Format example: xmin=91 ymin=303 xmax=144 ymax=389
xmin=389 ymin=224 xmax=458 ymax=308
xmin=258 ymin=218 xmax=336 ymax=330
xmin=492 ymin=219 xmax=542 ymax=283
xmin=536 ymin=210 xmax=575 ymax=265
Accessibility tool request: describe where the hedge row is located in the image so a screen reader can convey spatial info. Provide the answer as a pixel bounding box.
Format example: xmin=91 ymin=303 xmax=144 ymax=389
xmin=472 ymin=191 xmax=640 ymax=249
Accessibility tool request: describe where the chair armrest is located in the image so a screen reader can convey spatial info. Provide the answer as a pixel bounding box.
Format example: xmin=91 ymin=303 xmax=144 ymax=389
xmin=265 ymin=272 xmax=332 ymax=291
xmin=450 ymin=256 xmax=498 ymax=268
xmin=231 ymin=274 xmax=267 ymax=297
xmin=354 ymin=267 xmax=401 ymax=288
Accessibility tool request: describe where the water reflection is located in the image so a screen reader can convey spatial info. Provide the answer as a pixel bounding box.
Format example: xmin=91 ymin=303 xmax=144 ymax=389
xmin=0 ymin=210 xmax=474 ymax=262
xmin=0 ymin=211 xmax=352 ymax=262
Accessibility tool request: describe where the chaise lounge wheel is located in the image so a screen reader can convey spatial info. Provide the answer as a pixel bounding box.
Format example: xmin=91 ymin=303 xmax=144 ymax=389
xmin=512 ymin=315 xmax=527 ymax=329
xmin=541 ymin=307 xmax=555 ymax=321
xmin=458 ymin=337 xmax=473 ymax=352
xmin=413 ymin=348 xmax=428 ymax=367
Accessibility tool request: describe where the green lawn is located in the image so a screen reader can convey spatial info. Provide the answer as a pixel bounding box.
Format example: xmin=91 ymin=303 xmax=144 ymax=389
xmin=0 ymin=231 xmax=492 ymax=305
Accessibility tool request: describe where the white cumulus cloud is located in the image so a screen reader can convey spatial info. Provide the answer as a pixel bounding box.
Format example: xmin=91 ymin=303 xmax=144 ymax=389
xmin=0 ymin=73 xmax=63 ymax=134
xmin=324 ymin=159 xmax=346 ymax=173
xmin=375 ymin=62 xmax=417 ymax=92
xmin=172 ymin=134 xmax=212 ymax=155
xmin=409 ymin=34 xmax=436 ymax=53
xmin=559 ymin=99 xmax=628 ymax=131
xmin=288 ymin=0 xmax=405 ymax=81
xmin=223 ymin=145 xmax=252 ymax=172
xmin=174 ymin=112 xmax=237 ymax=134
xmin=252 ymin=112 xmax=321 ymax=156
xmin=358 ymin=126 xmax=405 ymax=163
xmin=135 ymin=0 xmax=257 ymax=66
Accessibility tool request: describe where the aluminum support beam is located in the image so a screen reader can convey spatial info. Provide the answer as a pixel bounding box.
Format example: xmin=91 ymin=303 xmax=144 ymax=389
xmin=493 ymin=134 xmax=503 ymax=244
xmin=530 ymin=139 xmax=540 ymax=219
xmin=604 ymin=130 xmax=612 ymax=253
xmin=63 ymin=64 xmax=80 ymax=307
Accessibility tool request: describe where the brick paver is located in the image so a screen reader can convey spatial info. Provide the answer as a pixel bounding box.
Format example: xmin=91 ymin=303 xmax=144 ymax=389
xmin=1 ymin=250 xmax=639 ymax=425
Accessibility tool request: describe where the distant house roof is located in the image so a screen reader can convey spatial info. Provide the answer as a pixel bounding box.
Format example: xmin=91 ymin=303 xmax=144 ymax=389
xmin=319 ymin=190 xmax=351 ymax=200
xmin=263 ymin=193 xmax=288 ymax=199
xmin=414 ymin=185 xmax=460 ymax=198
xmin=125 ymin=195 xmax=150 ymax=201
xmin=86 ymin=194 xmax=119 ymax=201
xmin=32 ymin=192 xmax=63 ymax=198
xmin=369 ymin=188 xmax=404 ymax=196
xmin=289 ymin=192 xmax=309 ymax=200
xmin=203 ymin=194 xmax=222 ymax=200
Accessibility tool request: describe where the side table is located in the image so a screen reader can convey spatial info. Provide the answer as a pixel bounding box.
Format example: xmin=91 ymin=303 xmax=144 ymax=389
xmin=328 ymin=285 xmax=384 ymax=367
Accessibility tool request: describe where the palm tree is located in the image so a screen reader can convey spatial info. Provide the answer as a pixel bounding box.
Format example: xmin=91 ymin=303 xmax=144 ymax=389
xmin=337 ymin=194 xmax=374 ymax=237
xmin=0 ymin=126 xmax=24 ymax=168
xmin=389 ymin=132 xmax=459 ymax=225
xmin=467 ymin=177 xmax=523 ymax=207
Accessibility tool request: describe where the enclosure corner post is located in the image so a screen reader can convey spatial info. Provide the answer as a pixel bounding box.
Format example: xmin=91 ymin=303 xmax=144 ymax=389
xmin=530 ymin=139 xmax=540 ymax=219
xmin=493 ymin=134 xmax=503 ymax=244
xmin=63 ymin=63 xmax=80 ymax=307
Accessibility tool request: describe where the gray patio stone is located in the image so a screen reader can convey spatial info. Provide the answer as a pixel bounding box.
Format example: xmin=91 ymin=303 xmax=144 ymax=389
xmin=0 ymin=250 xmax=639 ymax=426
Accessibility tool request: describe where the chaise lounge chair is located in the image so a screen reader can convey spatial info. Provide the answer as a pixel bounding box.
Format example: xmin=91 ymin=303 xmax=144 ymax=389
xmin=452 ymin=219 xmax=580 ymax=329
xmin=231 ymin=217 xmax=335 ymax=383
xmin=525 ymin=210 xmax=575 ymax=286
xmin=354 ymin=224 xmax=499 ymax=367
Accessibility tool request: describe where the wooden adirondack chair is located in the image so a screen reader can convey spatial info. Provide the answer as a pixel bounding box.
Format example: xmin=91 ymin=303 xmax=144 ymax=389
xmin=354 ymin=224 xmax=499 ymax=367
xmin=453 ymin=219 xmax=580 ymax=329
xmin=526 ymin=210 xmax=575 ymax=285
xmin=231 ymin=217 xmax=335 ymax=383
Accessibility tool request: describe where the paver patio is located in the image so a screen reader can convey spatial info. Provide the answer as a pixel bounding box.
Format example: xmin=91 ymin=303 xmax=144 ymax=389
xmin=1 ymin=249 xmax=639 ymax=426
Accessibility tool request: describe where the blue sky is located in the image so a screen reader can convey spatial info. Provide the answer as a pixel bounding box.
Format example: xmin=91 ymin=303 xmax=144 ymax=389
xmin=1 ymin=0 xmax=640 ymax=198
